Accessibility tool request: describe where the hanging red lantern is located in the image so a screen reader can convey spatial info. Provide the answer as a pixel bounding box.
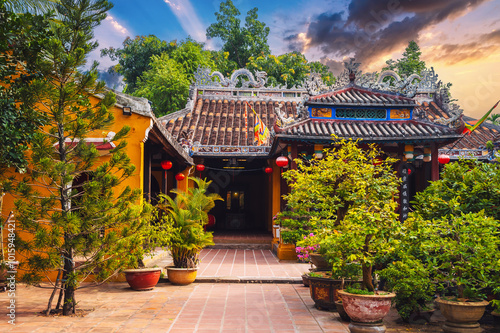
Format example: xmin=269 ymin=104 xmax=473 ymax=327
xmin=276 ymin=156 xmax=289 ymax=168
xmin=196 ymin=164 xmax=205 ymax=172
xmin=373 ymin=158 xmax=383 ymax=166
xmin=264 ymin=167 xmax=273 ymax=174
xmin=175 ymin=173 xmax=185 ymax=181
xmin=438 ymin=154 xmax=450 ymax=164
xmin=161 ymin=160 xmax=172 ymax=170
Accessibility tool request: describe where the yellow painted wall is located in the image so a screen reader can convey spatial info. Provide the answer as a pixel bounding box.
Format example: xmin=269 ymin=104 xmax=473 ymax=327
xmin=1 ymin=96 xmax=153 ymax=282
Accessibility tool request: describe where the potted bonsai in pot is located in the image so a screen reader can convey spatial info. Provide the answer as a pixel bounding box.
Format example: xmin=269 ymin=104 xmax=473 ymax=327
xmin=408 ymin=159 xmax=500 ymax=332
xmin=401 ymin=212 xmax=500 ymax=332
xmin=122 ymin=218 xmax=172 ymax=291
xmin=379 ymin=258 xmax=436 ymax=323
xmin=281 ymin=137 xmax=400 ymax=331
xmin=156 ymin=177 xmax=222 ymax=285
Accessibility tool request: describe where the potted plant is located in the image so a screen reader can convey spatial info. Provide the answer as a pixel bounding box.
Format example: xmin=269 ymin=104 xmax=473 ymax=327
xmin=122 ymin=219 xmax=171 ymax=291
xmin=379 ymin=258 xmax=436 ymax=323
xmin=156 ymin=177 xmax=222 ymax=285
xmin=408 ymin=160 xmax=500 ymax=332
xmin=281 ymin=138 xmax=400 ymax=330
xmin=401 ymin=213 xmax=499 ymax=332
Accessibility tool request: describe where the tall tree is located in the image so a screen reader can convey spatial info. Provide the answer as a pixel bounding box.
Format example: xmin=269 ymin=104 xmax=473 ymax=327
xmin=101 ymin=35 xmax=176 ymax=93
xmin=4 ymin=0 xmax=59 ymax=14
xmin=132 ymin=38 xmax=215 ymax=116
xmin=383 ymin=40 xmax=426 ymax=77
xmin=246 ymin=52 xmax=335 ymax=88
xmin=0 ymin=3 xmax=51 ymax=172
xmin=9 ymin=0 xmax=151 ymax=316
xmin=206 ymin=0 xmax=270 ymax=68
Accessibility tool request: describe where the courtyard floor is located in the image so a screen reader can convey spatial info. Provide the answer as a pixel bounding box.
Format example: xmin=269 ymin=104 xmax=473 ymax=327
xmin=1 ymin=249 xmax=499 ymax=332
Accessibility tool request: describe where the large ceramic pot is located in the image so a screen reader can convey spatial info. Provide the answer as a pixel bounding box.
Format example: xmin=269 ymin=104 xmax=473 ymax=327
xmin=309 ymin=253 xmax=331 ymax=271
xmin=436 ymin=298 xmax=489 ymax=333
xmin=338 ymin=290 xmax=395 ymax=333
xmin=123 ymin=268 xmax=161 ymax=291
xmin=335 ymin=301 xmax=350 ymax=321
xmin=166 ymin=266 xmax=198 ymax=285
xmin=308 ymin=275 xmax=361 ymax=311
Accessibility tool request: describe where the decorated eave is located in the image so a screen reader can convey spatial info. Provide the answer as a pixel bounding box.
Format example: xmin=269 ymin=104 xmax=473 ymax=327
xmin=273 ymin=58 xmax=464 ymax=148
xmin=101 ymin=89 xmax=192 ymax=163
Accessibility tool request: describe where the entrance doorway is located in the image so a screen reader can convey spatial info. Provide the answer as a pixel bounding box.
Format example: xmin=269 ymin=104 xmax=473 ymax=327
xmin=204 ymin=158 xmax=271 ymax=234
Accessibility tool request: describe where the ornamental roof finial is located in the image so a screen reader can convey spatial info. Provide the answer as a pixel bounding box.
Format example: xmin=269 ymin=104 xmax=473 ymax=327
xmin=345 ymin=58 xmax=361 ymax=83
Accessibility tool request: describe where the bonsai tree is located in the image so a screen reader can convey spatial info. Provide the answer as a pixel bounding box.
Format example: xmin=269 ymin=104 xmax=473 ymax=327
xmin=401 ymin=212 xmax=500 ymax=301
xmin=281 ymin=138 xmax=400 ymax=291
xmin=156 ymin=177 xmax=222 ymax=268
xmin=412 ymin=159 xmax=500 ymax=220
xmin=379 ymin=258 xmax=435 ymax=321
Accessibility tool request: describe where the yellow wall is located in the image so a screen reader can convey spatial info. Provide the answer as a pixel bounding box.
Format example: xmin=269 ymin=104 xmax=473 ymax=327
xmin=1 ymin=96 xmax=153 ymax=281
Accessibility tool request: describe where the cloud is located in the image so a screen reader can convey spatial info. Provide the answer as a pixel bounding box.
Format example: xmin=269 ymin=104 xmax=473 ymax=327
xmin=163 ymin=0 xmax=212 ymax=47
xmin=284 ymin=0 xmax=491 ymax=68
xmin=423 ymin=30 xmax=500 ymax=65
xmin=104 ymin=15 xmax=128 ymax=35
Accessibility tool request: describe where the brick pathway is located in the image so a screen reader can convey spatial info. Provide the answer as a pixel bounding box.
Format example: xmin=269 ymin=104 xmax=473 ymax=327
xmin=198 ymin=249 xmax=307 ymax=280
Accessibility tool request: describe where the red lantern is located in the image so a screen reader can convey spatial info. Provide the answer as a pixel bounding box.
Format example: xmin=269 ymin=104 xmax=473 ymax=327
xmin=276 ymin=156 xmax=289 ymax=168
xmin=264 ymin=167 xmax=273 ymax=174
xmin=373 ymin=158 xmax=383 ymax=166
xmin=438 ymin=154 xmax=450 ymax=164
xmin=161 ymin=160 xmax=172 ymax=170
xmin=196 ymin=164 xmax=205 ymax=172
xmin=175 ymin=173 xmax=185 ymax=181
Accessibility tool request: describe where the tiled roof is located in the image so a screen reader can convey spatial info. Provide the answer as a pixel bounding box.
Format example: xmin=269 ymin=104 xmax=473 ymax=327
xmin=423 ymin=102 xmax=500 ymax=150
xmin=274 ymin=116 xmax=460 ymax=144
xmin=308 ymin=86 xmax=416 ymax=107
xmin=160 ymin=97 xmax=297 ymax=151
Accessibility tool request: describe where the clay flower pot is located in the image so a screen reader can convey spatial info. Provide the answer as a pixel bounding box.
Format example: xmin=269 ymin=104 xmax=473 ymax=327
xmin=123 ymin=268 xmax=161 ymax=291
xmin=166 ymin=266 xmax=198 ymax=285
xmin=436 ymin=298 xmax=489 ymax=333
xmin=338 ymin=289 xmax=395 ymax=332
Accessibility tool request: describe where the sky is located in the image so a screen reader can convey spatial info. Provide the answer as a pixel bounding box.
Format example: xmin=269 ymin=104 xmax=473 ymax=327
xmin=92 ymin=0 xmax=500 ymax=119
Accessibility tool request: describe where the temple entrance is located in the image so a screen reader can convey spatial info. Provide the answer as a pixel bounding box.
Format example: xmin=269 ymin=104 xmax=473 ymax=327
xmin=203 ymin=158 xmax=271 ymax=234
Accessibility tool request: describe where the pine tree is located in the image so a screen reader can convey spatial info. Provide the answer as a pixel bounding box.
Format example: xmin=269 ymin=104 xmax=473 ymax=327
xmin=8 ymin=0 xmax=152 ymax=316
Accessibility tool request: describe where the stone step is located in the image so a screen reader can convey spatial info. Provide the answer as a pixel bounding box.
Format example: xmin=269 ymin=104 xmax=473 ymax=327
xmin=206 ymin=243 xmax=271 ymax=250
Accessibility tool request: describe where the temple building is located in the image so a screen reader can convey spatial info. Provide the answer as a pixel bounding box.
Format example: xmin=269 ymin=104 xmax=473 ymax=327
xmin=151 ymin=59 xmax=500 ymax=258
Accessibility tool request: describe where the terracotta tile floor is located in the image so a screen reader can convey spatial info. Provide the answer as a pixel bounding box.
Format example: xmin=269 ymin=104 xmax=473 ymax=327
xmin=2 ymin=282 xmax=500 ymax=332
xmin=198 ymin=249 xmax=307 ymax=279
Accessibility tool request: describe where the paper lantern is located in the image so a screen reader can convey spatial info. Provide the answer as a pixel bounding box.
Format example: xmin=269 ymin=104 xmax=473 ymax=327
xmin=276 ymin=156 xmax=289 ymax=168
xmin=423 ymin=147 xmax=431 ymax=162
xmin=161 ymin=160 xmax=172 ymax=170
xmin=196 ymin=164 xmax=205 ymax=172
xmin=438 ymin=154 xmax=450 ymax=164
xmin=404 ymin=144 xmax=414 ymax=160
xmin=264 ymin=167 xmax=273 ymax=174
xmin=373 ymin=158 xmax=383 ymax=166
xmin=175 ymin=173 xmax=185 ymax=181
xmin=314 ymin=144 xmax=323 ymax=159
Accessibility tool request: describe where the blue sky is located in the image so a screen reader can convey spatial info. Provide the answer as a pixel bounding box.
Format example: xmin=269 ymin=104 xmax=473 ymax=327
xmin=93 ymin=0 xmax=500 ymax=119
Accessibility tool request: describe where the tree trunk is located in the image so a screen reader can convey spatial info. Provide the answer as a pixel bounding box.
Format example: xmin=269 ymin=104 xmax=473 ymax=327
xmin=62 ymin=250 xmax=75 ymax=315
xmin=45 ymin=269 xmax=62 ymax=315
xmin=362 ymin=263 xmax=374 ymax=292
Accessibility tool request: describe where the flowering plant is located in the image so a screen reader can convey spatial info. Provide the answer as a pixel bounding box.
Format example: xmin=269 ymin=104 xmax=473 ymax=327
xmin=295 ymin=233 xmax=319 ymax=262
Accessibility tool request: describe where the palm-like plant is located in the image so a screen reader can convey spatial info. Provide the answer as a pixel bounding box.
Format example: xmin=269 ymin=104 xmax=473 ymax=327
xmin=5 ymin=0 xmax=59 ymax=14
xmin=487 ymin=113 xmax=500 ymax=126
xmin=157 ymin=177 xmax=222 ymax=268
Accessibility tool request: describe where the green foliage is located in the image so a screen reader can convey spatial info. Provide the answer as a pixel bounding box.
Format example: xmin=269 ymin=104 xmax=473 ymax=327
xmin=0 ymin=5 xmax=51 ymax=171
xmin=170 ymin=38 xmax=216 ymax=83
xmin=379 ymin=259 xmax=435 ymax=321
xmin=4 ymin=0 xmax=59 ymax=14
xmin=156 ymin=178 xmax=222 ymax=268
xmin=412 ymin=159 xmax=500 ymax=220
xmin=487 ymin=113 xmax=500 ymax=126
xmin=5 ymin=0 xmax=153 ymax=316
xmin=101 ymin=35 xmax=176 ymax=93
xmin=345 ymin=286 xmax=375 ymax=295
xmin=383 ymin=40 xmax=426 ymax=77
xmin=401 ymin=213 xmax=500 ymax=300
xmin=206 ymin=0 xmax=270 ymax=68
xmin=246 ymin=52 xmax=335 ymax=88
xmin=133 ymin=53 xmax=190 ymax=117
xmin=281 ymin=138 xmax=400 ymax=291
